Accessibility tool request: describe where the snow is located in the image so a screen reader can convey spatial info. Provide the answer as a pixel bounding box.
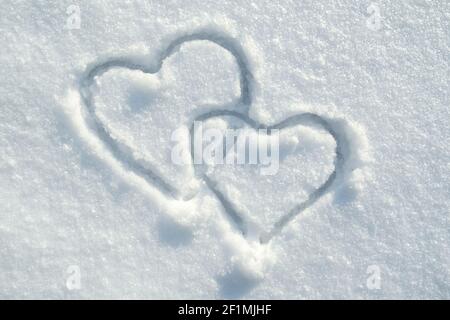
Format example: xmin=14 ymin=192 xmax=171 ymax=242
xmin=0 ymin=0 xmax=449 ymax=299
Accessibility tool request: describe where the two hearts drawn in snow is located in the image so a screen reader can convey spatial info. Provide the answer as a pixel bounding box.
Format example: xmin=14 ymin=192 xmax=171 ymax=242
xmin=78 ymin=32 xmax=351 ymax=244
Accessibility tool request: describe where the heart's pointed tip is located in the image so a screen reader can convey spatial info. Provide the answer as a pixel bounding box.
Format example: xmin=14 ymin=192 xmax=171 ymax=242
xmin=177 ymin=186 xmax=200 ymax=202
xmin=259 ymin=232 xmax=271 ymax=245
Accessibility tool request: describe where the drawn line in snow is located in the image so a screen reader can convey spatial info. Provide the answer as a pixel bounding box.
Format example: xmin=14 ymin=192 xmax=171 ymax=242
xmin=79 ymin=31 xmax=253 ymax=199
xmin=189 ymin=110 xmax=349 ymax=244
xmin=77 ymin=30 xmax=353 ymax=244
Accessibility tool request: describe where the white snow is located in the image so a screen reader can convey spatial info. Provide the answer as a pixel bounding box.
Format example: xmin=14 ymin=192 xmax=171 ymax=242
xmin=0 ymin=0 xmax=449 ymax=299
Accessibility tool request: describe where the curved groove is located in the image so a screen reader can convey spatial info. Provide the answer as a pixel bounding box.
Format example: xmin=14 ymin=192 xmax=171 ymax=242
xmin=203 ymin=175 xmax=247 ymax=236
xmin=78 ymin=32 xmax=254 ymax=199
xmin=164 ymin=32 xmax=253 ymax=106
xmin=189 ymin=111 xmax=348 ymax=244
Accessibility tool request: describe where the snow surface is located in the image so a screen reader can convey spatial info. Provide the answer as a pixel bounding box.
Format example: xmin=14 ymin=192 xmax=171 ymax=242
xmin=0 ymin=0 xmax=449 ymax=299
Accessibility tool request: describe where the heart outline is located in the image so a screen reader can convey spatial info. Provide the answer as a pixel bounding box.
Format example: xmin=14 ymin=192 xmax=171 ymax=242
xmin=79 ymin=31 xmax=254 ymax=199
xmin=190 ymin=110 xmax=347 ymax=243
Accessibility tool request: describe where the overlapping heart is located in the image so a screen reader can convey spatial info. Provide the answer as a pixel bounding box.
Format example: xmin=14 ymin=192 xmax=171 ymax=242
xmin=78 ymin=31 xmax=349 ymax=244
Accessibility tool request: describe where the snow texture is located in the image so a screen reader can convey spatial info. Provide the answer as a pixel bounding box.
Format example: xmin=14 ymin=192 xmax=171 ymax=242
xmin=0 ymin=0 xmax=449 ymax=299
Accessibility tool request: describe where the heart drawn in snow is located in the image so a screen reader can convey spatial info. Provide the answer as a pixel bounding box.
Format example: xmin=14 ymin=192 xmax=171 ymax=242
xmin=77 ymin=31 xmax=350 ymax=244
